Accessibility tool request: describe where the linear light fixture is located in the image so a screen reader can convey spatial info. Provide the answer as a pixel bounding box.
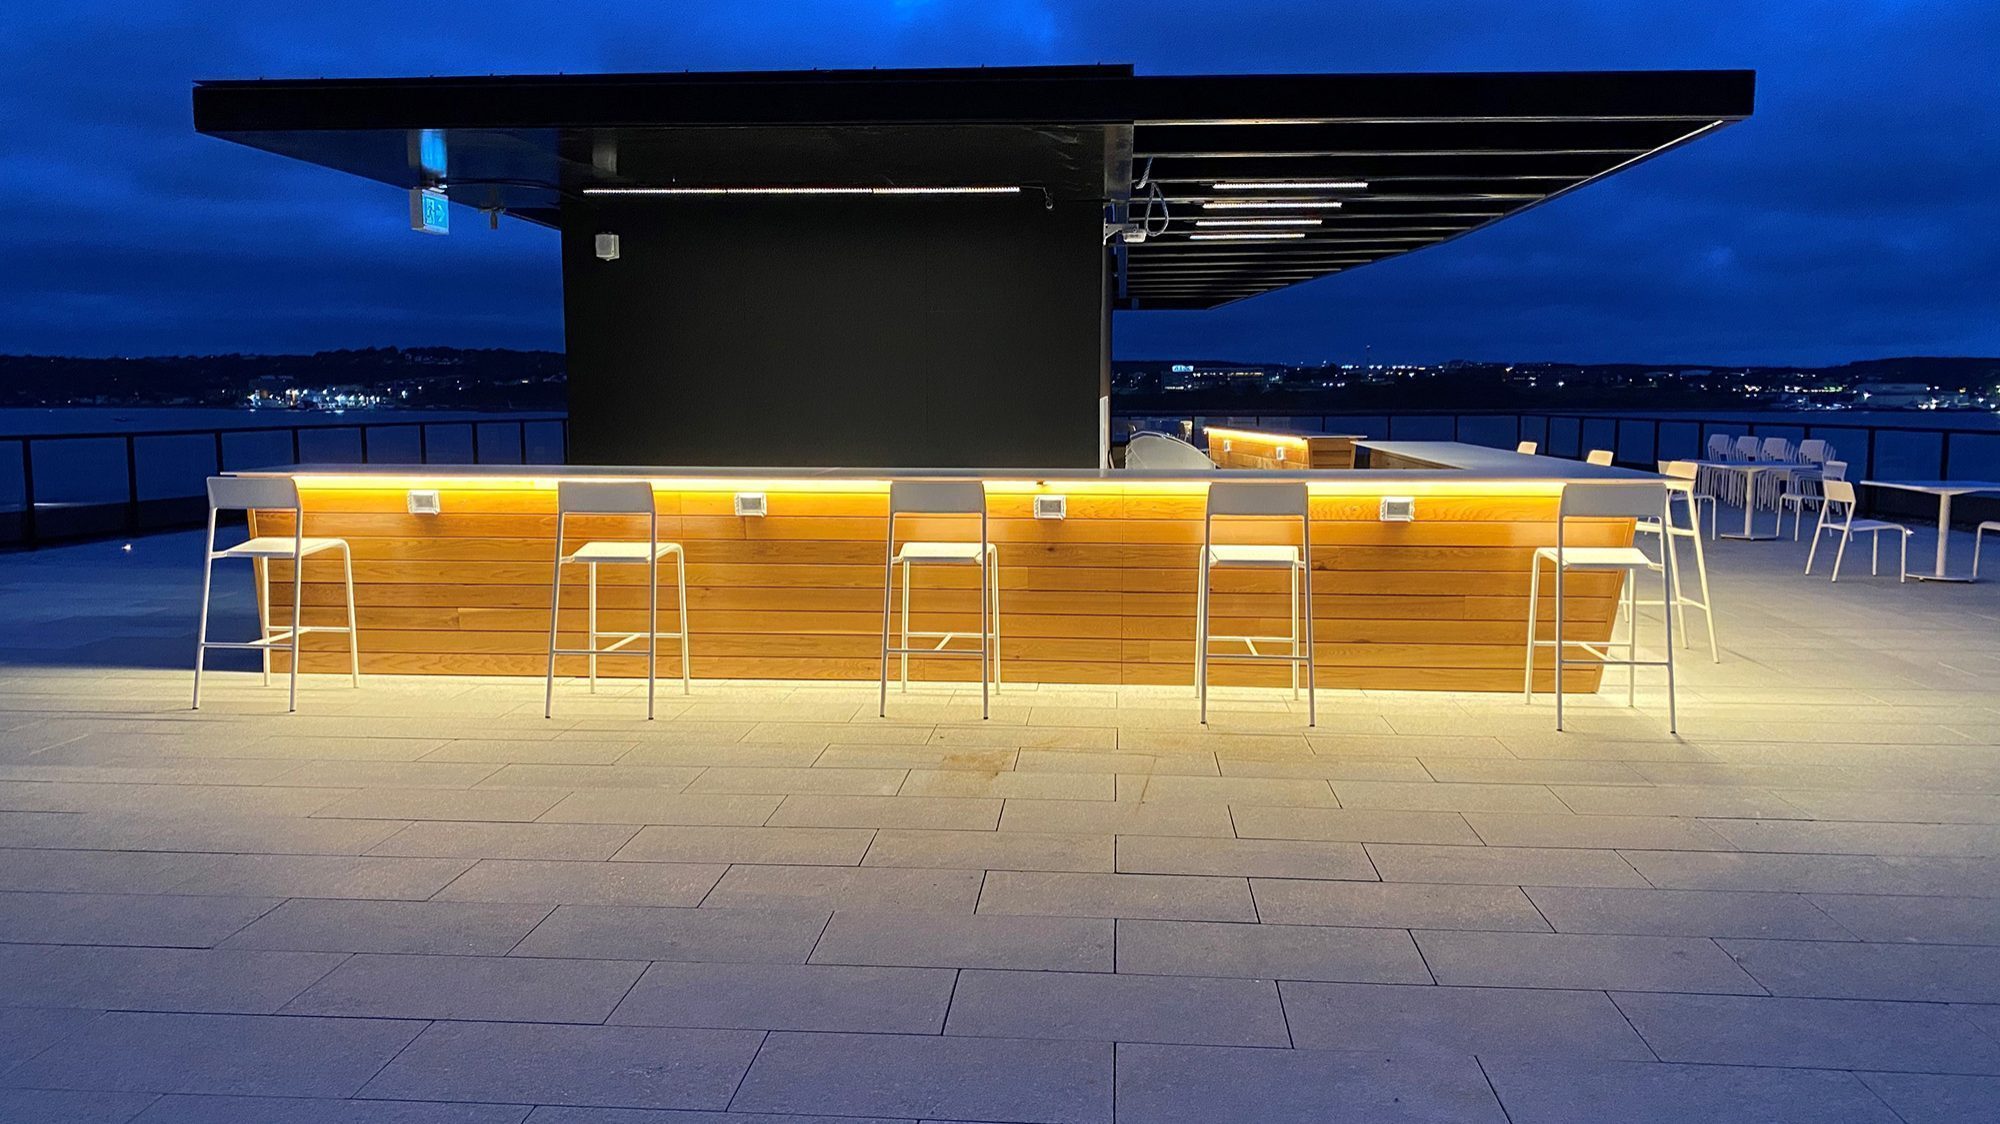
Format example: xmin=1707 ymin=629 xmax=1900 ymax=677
xmin=1194 ymin=218 xmax=1322 ymax=227
xmin=581 ymin=185 xmax=1021 ymax=196
xmin=1188 ymin=232 xmax=1307 ymax=241
xmin=1212 ymin=180 xmax=1367 ymax=191
xmin=1202 ymin=200 xmax=1343 ymax=210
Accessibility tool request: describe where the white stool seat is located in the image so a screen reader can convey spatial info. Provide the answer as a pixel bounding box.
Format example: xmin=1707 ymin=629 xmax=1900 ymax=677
xmin=567 ymin=540 xmax=680 ymax=564
xmin=896 ymin=541 xmax=991 ymax=564
xmin=1207 ymin=543 xmax=1302 ymax=567
xmin=1846 ymin=518 xmax=1912 ymax=536
xmin=1532 ymin=546 xmax=1656 ymax=570
xmin=217 ymin=536 xmax=350 ymax=559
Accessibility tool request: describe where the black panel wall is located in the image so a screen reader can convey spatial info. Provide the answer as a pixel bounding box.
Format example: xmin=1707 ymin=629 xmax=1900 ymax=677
xmin=561 ymin=194 xmax=1109 ymax=467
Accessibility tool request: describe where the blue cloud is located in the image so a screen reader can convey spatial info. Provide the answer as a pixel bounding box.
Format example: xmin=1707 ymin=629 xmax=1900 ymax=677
xmin=0 ymin=0 xmax=1994 ymax=363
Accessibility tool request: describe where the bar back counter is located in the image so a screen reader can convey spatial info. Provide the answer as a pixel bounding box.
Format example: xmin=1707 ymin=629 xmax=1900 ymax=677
xmin=235 ymin=441 xmax=1647 ymax=692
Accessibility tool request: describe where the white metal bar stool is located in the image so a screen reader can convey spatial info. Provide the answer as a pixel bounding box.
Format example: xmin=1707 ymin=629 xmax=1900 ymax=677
xmin=544 ymin=480 xmax=688 ymax=720
xmin=1975 ymin=521 xmax=2000 ymax=579
xmin=1585 ymin=449 xmax=1615 ymax=466
xmin=1524 ymin=481 xmax=1677 ymax=732
xmin=1636 ymin=461 xmax=1720 ymax=663
xmin=192 ymin=476 xmax=358 ymax=712
xmin=880 ymin=480 xmax=998 ymax=720
xmin=1805 ymin=478 xmax=1910 ymax=583
xmin=1516 ymin=441 xmax=1538 ymax=455
xmin=1198 ymin=481 xmax=1316 ymax=727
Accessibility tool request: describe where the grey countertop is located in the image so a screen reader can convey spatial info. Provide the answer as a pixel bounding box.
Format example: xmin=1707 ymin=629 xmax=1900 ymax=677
xmin=235 ymin=441 xmax=1653 ymax=484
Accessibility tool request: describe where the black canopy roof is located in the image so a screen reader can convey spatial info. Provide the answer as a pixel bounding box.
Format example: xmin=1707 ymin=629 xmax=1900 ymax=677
xmin=194 ymin=63 xmax=1753 ymax=310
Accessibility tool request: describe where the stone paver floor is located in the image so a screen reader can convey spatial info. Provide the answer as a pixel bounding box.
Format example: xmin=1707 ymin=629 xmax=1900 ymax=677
xmin=1 ymin=526 xmax=1999 ymax=1122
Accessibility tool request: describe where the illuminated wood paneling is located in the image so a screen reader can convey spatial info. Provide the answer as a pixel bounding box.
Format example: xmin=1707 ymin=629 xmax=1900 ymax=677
xmin=1205 ymin=428 xmax=1362 ymax=470
xmin=251 ymin=475 xmax=1631 ymax=690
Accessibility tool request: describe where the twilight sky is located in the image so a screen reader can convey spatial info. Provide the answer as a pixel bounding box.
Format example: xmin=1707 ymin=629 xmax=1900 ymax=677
xmin=3 ymin=1 xmax=1995 ymax=365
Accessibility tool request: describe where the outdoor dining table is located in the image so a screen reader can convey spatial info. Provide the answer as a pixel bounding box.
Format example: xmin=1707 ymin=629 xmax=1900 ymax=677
xmin=1690 ymin=460 xmax=1794 ymax=540
xmin=1860 ymin=480 xmax=2000 ymax=582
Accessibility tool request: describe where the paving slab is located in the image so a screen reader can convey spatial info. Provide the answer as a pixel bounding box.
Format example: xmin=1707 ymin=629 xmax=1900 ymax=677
xmin=221 ymin=898 xmax=554 ymax=955
xmin=811 ymin=910 xmax=1113 ymax=972
xmin=978 ymin=871 xmax=1255 ymax=921
xmin=611 ymin=961 xmax=956 ymax=1034
xmin=729 ymin=1031 xmax=1111 ymax=1124
xmin=1281 ymin=981 xmax=1655 ymax=1059
xmin=0 ymin=1010 xmax=424 ymax=1097
xmin=280 ymin=952 xmax=646 ymax=1023
xmin=1413 ymin=930 xmax=1765 ymax=994
xmin=1524 ymin=886 xmax=1854 ymax=940
xmin=1613 ymin=991 xmax=2000 ymax=1073
xmin=943 ymin=968 xmax=1288 ymax=1046
xmin=434 ymin=859 xmax=723 ymax=906
xmin=360 ymin=1021 xmax=764 ymax=1111
xmin=1115 ymin=1042 xmax=1507 ymax=1124
xmin=511 ymin=904 xmax=828 ymax=963
xmin=1116 ymin=919 xmax=1429 ymax=983
xmin=1251 ymin=878 xmax=1551 ymax=931
xmin=1482 ymin=1057 xmax=1902 ymax=1124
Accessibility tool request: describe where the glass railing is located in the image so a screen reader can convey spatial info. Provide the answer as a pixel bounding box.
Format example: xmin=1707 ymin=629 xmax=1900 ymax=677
xmin=1 ymin=414 xmax=568 ymax=547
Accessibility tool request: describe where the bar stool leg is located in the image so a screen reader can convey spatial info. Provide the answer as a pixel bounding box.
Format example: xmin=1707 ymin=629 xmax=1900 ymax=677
xmin=253 ymin=556 xmax=271 ymax=687
xmin=676 ymin=549 xmax=691 ymax=695
xmin=544 ymin=530 xmax=564 ymax=720
xmin=989 ymin=547 xmax=1001 ymax=694
xmin=1288 ymin=563 xmax=1300 ymax=700
xmin=192 ymin=511 xmax=218 ymax=711
xmin=587 ymin=562 xmax=599 ymax=694
xmin=1198 ymin=551 xmax=1211 ymax=725
xmin=287 ymin=541 xmax=304 ymax=714
xmin=342 ymin=544 xmax=360 ymax=687
xmin=878 ymin=530 xmax=894 ymax=719
xmin=1522 ymin=561 xmax=1541 ymax=702
xmin=978 ymin=550 xmax=990 ymax=721
xmin=646 ymin=552 xmax=657 ymax=721
xmin=1686 ymin=499 xmax=1720 ymax=663
xmin=1625 ymin=570 xmax=1638 ymax=707
xmin=1301 ymin=556 xmax=1316 ymax=728
xmin=1554 ymin=563 xmax=1566 ymax=732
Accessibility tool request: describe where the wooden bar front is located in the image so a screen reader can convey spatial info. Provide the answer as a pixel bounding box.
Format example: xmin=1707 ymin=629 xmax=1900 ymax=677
xmin=250 ymin=466 xmax=1631 ymax=692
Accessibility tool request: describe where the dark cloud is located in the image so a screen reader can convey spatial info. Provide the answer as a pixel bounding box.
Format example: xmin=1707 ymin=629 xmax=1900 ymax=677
xmin=1 ymin=0 xmax=1994 ymax=363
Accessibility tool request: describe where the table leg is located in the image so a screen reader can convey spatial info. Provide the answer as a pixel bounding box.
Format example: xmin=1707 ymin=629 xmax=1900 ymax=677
xmin=1934 ymin=493 xmax=1951 ymax=578
xmin=1721 ymin=467 xmax=1777 ymax=540
xmin=1912 ymin=491 xmax=1975 ymax=581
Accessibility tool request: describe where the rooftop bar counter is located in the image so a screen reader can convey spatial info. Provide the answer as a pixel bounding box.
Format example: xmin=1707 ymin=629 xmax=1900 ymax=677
xmin=234 ymin=442 xmax=1648 ymax=691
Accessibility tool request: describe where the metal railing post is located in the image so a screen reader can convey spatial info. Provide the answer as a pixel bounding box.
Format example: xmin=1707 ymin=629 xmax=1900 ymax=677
xmin=19 ymin=439 xmax=37 ymax=546
xmin=125 ymin=435 xmax=140 ymax=533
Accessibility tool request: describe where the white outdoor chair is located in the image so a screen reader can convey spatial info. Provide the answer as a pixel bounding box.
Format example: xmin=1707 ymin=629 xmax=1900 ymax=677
xmin=1585 ymin=449 xmax=1615 ymax=467
xmin=1755 ymin=437 xmax=1796 ymax=508
xmin=1517 ymin=441 xmax=1539 ymax=455
xmin=1976 ymin=521 xmax=2000 ymax=579
xmin=880 ymin=480 xmax=999 ymax=720
xmin=544 ymin=480 xmax=689 ymax=720
xmin=1126 ymin=431 xmax=1215 ymax=470
xmin=1636 ymin=462 xmax=1719 ymax=663
xmin=1198 ymin=481 xmax=1315 ymax=727
xmin=193 ymin=476 xmax=359 ymax=712
xmin=1805 ymin=478 xmax=1911 ymax=583
xmin=1524 ymin=481 xmax=1677 ymax=732
xmin=1699 ymin=434 xmax=1735 ymax=503
xmin=1781 ymin=458 xmax=1845 ymax=540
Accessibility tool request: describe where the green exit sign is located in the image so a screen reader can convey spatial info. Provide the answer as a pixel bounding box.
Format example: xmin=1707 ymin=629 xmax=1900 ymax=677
xmin=409 ymin=187 xmax=449 ymax=235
